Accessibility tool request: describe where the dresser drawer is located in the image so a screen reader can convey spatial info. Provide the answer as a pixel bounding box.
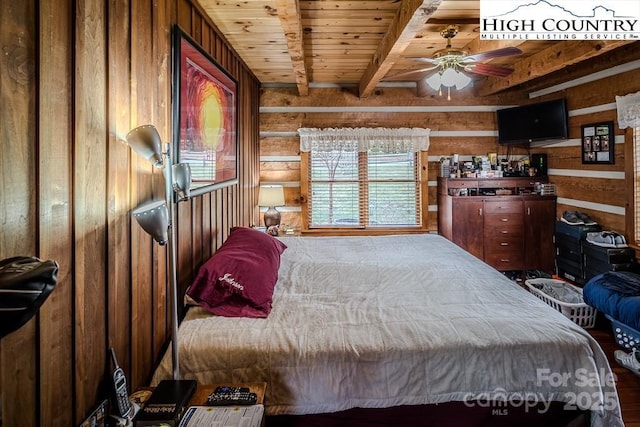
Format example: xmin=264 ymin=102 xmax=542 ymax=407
xmin=484 ymin=235 xmax=523 ymax=252
xmin=484 ymin=201 xmax=522 ymax=214
xmin=485 ymin=251 xmax=525 ymax=270
xmin=484 ymin=213 xmax=524 ymax=228
xmin=488 ymin=225 xmax=523 ymax=239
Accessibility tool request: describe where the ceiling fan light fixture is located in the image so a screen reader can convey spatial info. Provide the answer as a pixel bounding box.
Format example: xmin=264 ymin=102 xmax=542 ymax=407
xmin=440 ymin=67 xmax=458 ymax=87
xmin=425 ymin=72 xmax=442 ymax=91
xmin=454 ymin=71 xmax=471 ymax=90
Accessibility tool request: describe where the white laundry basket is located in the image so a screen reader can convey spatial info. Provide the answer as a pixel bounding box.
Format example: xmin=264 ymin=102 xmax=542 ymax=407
xmin=524 ymin=278 xmax=597 ymax=329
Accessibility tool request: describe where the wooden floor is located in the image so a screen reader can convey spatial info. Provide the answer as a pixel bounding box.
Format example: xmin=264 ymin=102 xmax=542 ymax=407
xmin=589 ymin=324 xmax=640 ymax=426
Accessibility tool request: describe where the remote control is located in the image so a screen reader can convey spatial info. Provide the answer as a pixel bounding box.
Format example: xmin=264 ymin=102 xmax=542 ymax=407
xmin=214 ymin=386 xmax=250 ymax=394
xmin=206 ymin=391 xmax=258 ymax=406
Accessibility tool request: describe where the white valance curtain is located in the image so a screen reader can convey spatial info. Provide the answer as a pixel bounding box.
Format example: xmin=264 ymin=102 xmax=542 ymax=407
xmin=298 ymin=127 xmax=430 ymax=153
xmin=616 ymin=91 xmax=640 ymax=129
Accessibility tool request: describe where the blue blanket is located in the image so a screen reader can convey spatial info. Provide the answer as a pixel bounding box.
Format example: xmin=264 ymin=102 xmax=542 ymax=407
xmin=583 ymin=272 xmax=640 ymax=331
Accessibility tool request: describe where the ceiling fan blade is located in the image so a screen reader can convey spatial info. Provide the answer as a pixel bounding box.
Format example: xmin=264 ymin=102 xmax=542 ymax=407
xmin=465 ymin=63 xmax=514 ymax=78
xmin=386 ymin=65 xmax=439 ymax=80
xmin=406 ymin=57 xmax=441 ymax=65
xmin=462 ymin=47 xmax=522 ymax=63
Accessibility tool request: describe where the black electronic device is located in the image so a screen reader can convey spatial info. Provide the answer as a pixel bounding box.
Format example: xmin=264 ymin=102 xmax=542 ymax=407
xmin=109 ymin=348 xmax=134 ymax=420
xmin=206 ymin=391 xmax=258 ymax=406
xmin=531 ymin=153 xmax=548 ymax=177
xmin=497 ymin=98 xmax=568 ymax=145
xmin=134 ymin=379 xmax=197 ymax=426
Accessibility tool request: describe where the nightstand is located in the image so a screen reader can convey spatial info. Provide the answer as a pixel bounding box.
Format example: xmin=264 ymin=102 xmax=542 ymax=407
xmin=189 ymin=383 xmax=266 ymax=427
xmin=131 ymin=382 xmax=266 ymax=427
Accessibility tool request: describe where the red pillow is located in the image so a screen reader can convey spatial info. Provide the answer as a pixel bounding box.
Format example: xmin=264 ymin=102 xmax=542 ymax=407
xmin=186 ymin=227 xmax=287 ymax=318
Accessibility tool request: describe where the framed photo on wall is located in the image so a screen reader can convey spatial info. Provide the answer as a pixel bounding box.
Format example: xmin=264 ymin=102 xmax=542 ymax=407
xmin=581 ymin=121 xmax=614 ymax=165
xmin=172 ymin=25 xmax=238 ymax=196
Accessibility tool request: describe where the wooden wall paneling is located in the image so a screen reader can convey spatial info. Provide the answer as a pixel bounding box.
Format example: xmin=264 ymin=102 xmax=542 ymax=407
xmin=0 ymin=2 xmax=38 ymax=426
xmin=553 ymin=176 xmax=625 ymax=207
xmin=191 ymin=8 xmax=202 ymax=43
xmin=38 ymin=0 xmax=74 ymax=425
xmin=193 ymin=196 xmax=204 ymax=276
xmin=260 ymin=161 xmax=301 ymax=182
xmin=215 ymin=32 xmax=224 ymax=60
xmin=259 ymin=111 xmax=498 ymax=132
xmin=0 ymin=0 xmax=261 ymax=422
xmin=259 ymin=87 xmax=530 ymax=232
xmin=222 ymin=187 xmax=230 ymax=241
xmin=151 ymin=0 xmax=172 ymax=363
xmin=420 ymin=151 xmax=430 ymax=231
xmin=216 ymin=189 xmax=224 ymax=248
xmin=106 ymin=0 xmax=134 ymax=389
xmin=239 ymin=72 xmax=245 ymax=225
xmin=544 ymin=144 xmax=624 ymax=172
xmin=261 ymin=136 xmax=300 ymax=156
xmin=259 ymin=86 xmax=527 ymax=107
xmin=130 ymin=0 xmax=155 ymax=391
xmin=428 ymin=137 xmax=505 ymax=157
xmin=557 ymin=202 xmax=625 ymax=233
xmin=74 ymin=0 xmax=108 ymax=421
xmin=202 ymin=193 xmax=213 ymax=261
xmin=176 ymin=193 xmax=193 ymax=318
xmin=177 ymin=0 xmax=192 ymax=30
xmin=533 ymin=67 xmax=640 ymax=233
xmin=565 ymin=68 xmax=640 ymax=111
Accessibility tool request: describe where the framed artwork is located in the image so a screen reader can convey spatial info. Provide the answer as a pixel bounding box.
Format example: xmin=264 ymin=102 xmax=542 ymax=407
xmin=172 ymin=25 xmax=238 ymax=196
xmin=581 ymin=121 xmax=614 ymax=165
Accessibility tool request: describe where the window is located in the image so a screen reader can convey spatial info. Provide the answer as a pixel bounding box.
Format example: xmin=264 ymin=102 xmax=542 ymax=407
xmin=617 ymin=91 xmax=640 ymax=245
xmin=307 ymin=150 xmax=421 ymax=227
xmin=298 ymin=127 xmax=430 ymax=230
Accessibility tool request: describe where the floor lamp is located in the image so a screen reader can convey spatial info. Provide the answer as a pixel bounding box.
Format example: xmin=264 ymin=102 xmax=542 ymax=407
xmin=126 ymin=125 xmax=191 ymax=381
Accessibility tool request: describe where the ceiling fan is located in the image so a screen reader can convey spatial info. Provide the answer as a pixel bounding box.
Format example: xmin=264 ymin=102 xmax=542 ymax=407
xmin=392 ymin=25 xmax=522 ymax=98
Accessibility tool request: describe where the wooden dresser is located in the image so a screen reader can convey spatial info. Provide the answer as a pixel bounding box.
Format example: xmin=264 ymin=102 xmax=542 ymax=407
xmin=438 ymin=177 xmax=556 ymax=272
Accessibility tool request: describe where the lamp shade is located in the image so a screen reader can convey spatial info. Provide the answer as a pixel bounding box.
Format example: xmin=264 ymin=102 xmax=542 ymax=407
xmin=132 ymin=200 xmax=169 ymax=245
xmin=172 ymin=163 xmax=192 ymax=201
xmin=425 ymin=72 xmax=441 ymax=90
xmin=440 ymin=67 xmax=458 ymax=87
xmin=258 ymin=185 xmax=285 ymax=207
xmin=126 ymin=125 xmax=164 ymax=168
xmin=455 ymin=71 xmax=472 ymax=90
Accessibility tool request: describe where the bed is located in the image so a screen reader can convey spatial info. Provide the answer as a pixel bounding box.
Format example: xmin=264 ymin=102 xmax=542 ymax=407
xmin=151 ymin=231 xmax=623 ymax=427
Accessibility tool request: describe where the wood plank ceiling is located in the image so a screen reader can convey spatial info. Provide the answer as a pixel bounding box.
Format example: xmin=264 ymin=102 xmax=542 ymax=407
xmin=198 ymin=0 xmax=636 ymax=97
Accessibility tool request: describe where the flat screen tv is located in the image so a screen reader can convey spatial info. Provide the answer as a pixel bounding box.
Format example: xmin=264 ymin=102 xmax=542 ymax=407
xmin=496 ymin=98 xmax=568 ymax=145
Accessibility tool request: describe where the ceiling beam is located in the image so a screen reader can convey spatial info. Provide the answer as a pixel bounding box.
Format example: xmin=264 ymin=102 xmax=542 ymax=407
xmin=358 ymin=0 xmax=443 ymax=98
xmin=276 ymin=0 xmax=309 ymax=96
xmin=476 ymin=40 xmax=634 ymax=96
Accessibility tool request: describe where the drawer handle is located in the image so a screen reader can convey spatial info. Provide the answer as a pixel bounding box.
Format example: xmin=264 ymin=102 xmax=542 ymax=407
xmin=501 ymin=259 xmax=510 ymax=262
xmin=500 ymin=230 xmax=509 ymax=234
xmin=500 ymin=218 xmax=508 ymax=222
xmin=479 ymin=208 xmax=483 ymax=216
xmin=500 ymin=242 xmax=509 ymax=246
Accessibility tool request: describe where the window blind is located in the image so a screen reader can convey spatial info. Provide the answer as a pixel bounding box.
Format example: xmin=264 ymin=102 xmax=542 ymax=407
xmin=307 ymin=150 xmax=421 ymax=227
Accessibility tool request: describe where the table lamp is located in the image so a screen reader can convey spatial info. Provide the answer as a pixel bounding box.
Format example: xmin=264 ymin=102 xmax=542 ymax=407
xmin=258 ymin=185 xmax=285 ymax=227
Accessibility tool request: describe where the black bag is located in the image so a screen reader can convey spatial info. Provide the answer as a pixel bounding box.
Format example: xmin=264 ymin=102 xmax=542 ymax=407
xmin=0 ymin=256 xmax=59 ymax=339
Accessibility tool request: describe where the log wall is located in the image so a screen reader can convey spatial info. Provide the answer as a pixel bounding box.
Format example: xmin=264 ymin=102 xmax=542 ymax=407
xmin=259 ymin=85 xmax=528 ymax=232
xmin=260 ymin=46 xmax=640 ymax=237
xmin=0 ymin=0 xmax=260 ymax=425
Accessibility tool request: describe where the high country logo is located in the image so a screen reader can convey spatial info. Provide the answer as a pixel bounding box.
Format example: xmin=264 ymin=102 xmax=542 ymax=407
xmin=480 ymin=0 xmax=640 ymax=40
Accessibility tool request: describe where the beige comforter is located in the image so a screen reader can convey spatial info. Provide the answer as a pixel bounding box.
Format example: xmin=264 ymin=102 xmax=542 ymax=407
xmin=152 ymin=234 xmax=623 ymax=427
